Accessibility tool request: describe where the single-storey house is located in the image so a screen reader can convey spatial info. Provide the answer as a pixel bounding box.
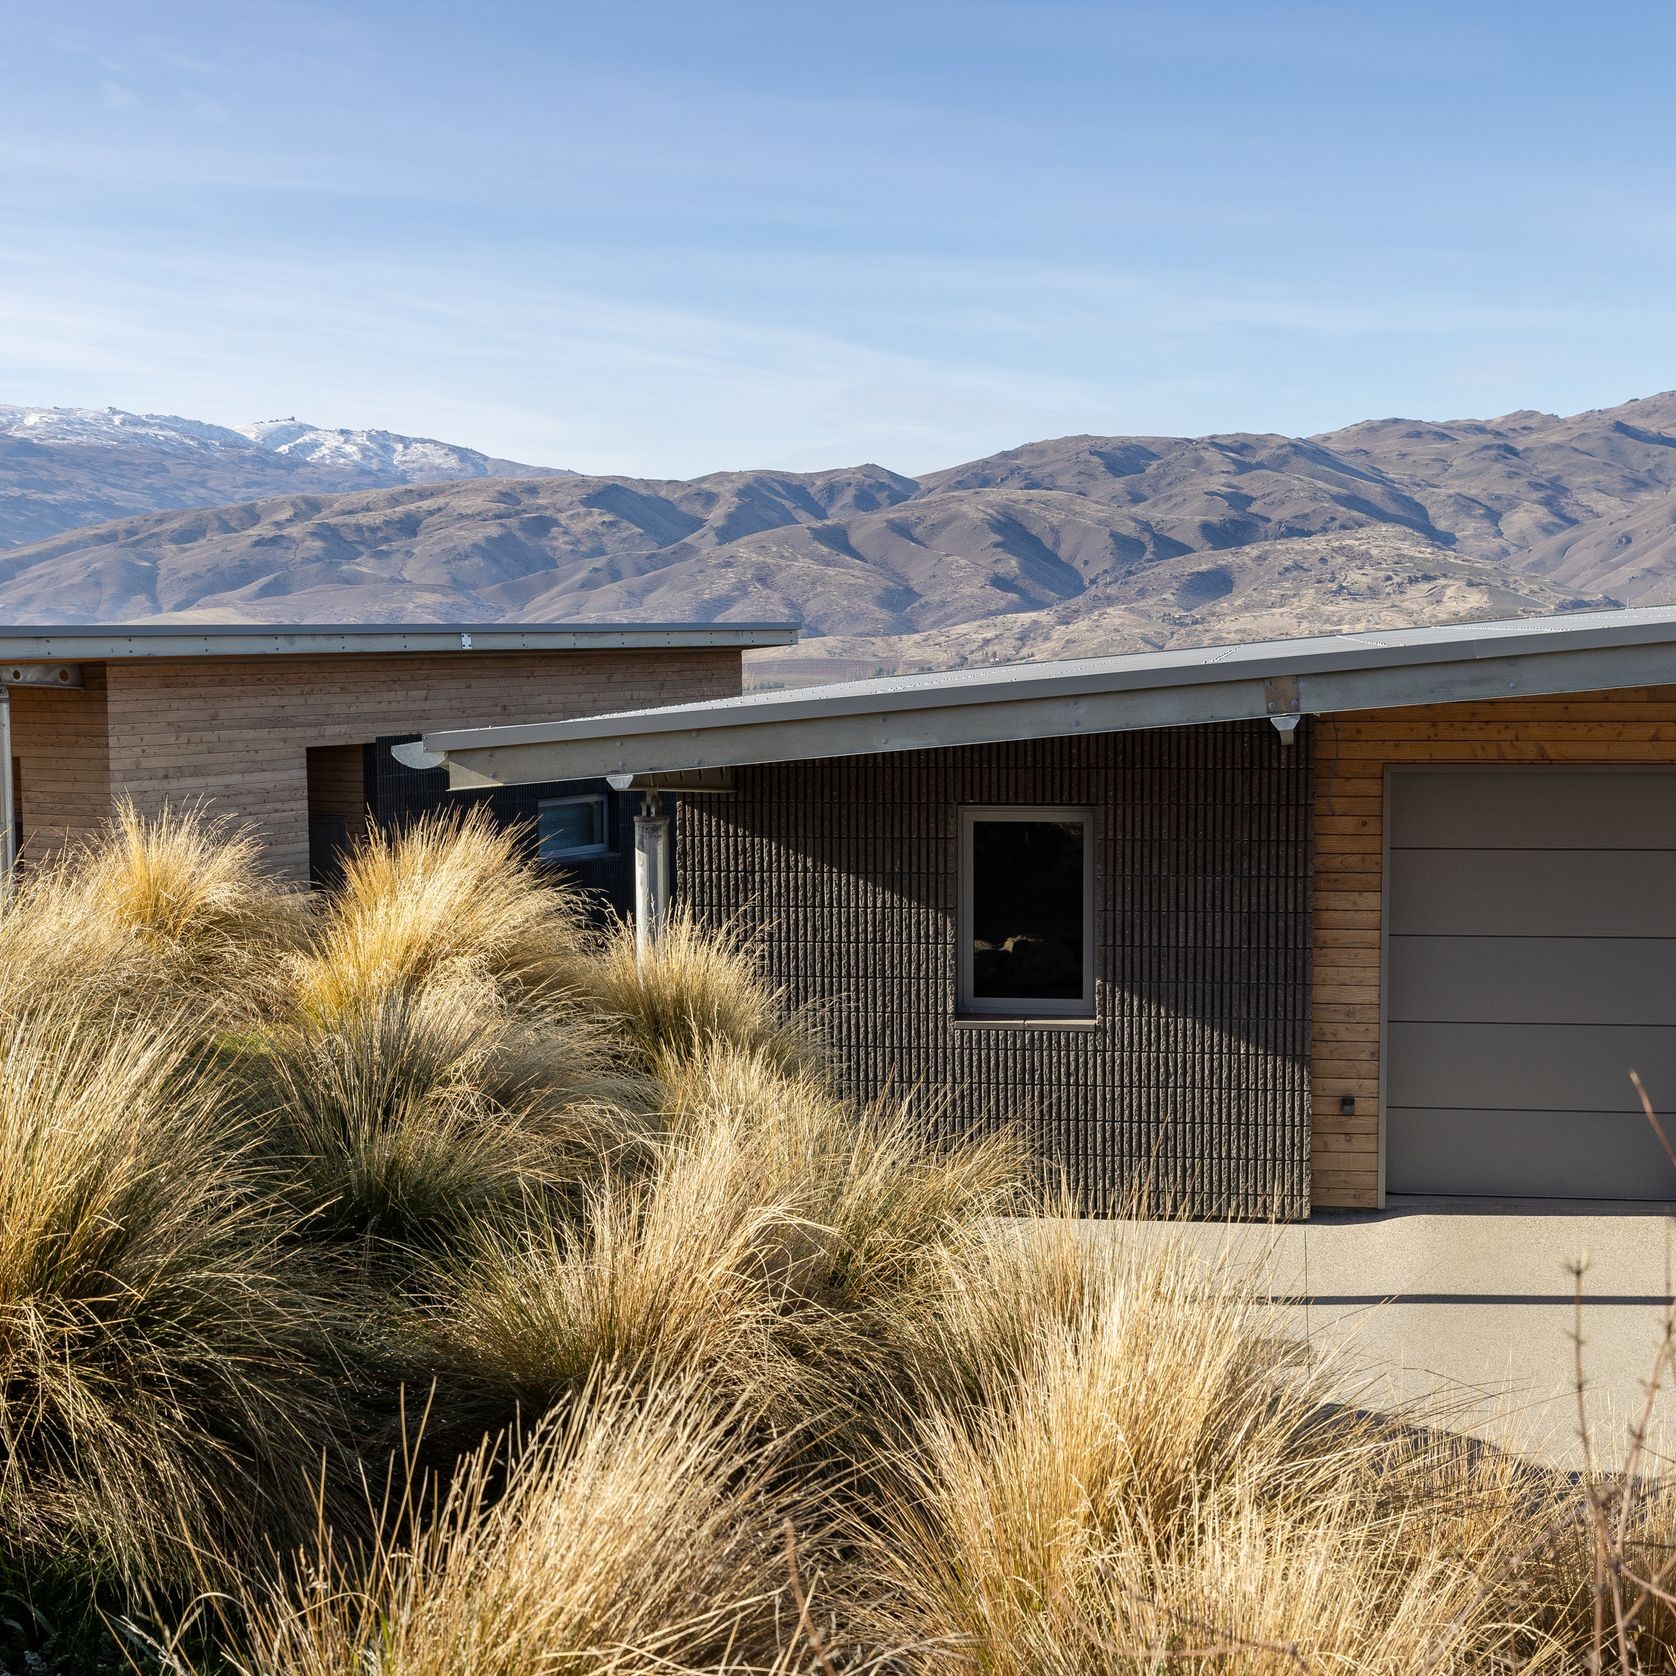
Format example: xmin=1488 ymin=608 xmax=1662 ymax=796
xmin=0 ymin=621 xmax=795 ymax=899
xmin=415 ymin=604 xmax=1676 ymax=1219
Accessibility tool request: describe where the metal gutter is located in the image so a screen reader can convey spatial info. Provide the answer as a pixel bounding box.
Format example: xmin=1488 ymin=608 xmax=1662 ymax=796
xmin=0 ymin=622 xmax=800 ymax=661
xmin=418 ymin=605 xmax=1676 ymax=789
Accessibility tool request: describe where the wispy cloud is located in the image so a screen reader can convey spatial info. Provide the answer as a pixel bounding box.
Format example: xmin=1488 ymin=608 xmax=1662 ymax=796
xmin=0 ymin=234 xmax=1119 ymax=474
xmin=3 ymin=0 xmax=1673 ymax=471
xmin=6 ymin=210 xmax=1673 ymax=476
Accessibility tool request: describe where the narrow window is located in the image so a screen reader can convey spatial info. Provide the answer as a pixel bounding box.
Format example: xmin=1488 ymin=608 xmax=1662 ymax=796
xmin=958 ymin=807 xmax=1094 ymax=1018
xmin=537 ymin=792 xmax=611 ymax=861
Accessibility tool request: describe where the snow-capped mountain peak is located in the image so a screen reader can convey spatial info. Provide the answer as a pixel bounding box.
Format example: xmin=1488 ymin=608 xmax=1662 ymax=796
xmin=0 ymin=402 xmax=569 ymax=549
xmin=237 ymin=417 xmax=319 ymax=449
xmin=0 ymin=404 xmax=258 ymax=456
xmin=233 ymin=418 xmax=561 ymax=482
xmin=0 ymin=405 xmax=565 ymax=483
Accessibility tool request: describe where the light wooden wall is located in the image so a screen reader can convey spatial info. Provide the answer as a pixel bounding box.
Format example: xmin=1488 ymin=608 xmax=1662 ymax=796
xmin=11 ymin=668 xmax=111 ymax=858
xmin=1310 ymin=684 xmax=1676 ymax=1210
xmin=95 ymin=649 xmax=741 ymax=880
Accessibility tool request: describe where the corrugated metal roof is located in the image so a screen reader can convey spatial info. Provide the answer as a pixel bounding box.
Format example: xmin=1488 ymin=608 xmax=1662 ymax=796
xmin=0 ymin=622 xmax=799 ymax=660
xmin=420 ymin=604 xmax=1676 ymax=786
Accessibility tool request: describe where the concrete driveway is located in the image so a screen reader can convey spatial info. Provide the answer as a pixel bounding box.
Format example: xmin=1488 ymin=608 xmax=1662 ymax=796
xmin=1107 ymin=1199 xmax=1676 ymax=1468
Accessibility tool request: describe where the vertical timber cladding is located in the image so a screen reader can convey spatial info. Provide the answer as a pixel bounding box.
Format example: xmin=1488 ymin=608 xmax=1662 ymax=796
xmin=679 ymin=721 xmax=1314 ymax=1217
xmin=1308 ymin=683 xmax=1676 ymax=1212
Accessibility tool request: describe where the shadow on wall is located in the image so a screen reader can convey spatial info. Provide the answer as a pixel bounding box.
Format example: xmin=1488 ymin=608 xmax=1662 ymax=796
xmin=676 ymin=720 xmax=1314 ymax=1218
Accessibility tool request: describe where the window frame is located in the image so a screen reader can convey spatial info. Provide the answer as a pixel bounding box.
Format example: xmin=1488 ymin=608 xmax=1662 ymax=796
xmin=956 ymin=804 xmax=1096 ymax=1019
xmin=536 ymin=791 xmax=613 ymax=862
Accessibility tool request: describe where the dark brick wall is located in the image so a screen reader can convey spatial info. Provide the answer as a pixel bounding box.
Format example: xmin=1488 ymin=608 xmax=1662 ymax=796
xmin=677 ymin=722 xmax=1314 ymax=1217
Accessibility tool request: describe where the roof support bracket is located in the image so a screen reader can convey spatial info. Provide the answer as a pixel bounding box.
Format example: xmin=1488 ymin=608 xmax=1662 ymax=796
xmin=1263 ymin=674 xmax=1300 ymax=715
xmin=0 ymin=663 xmax=82 ymax=689
xmin=1264 ymin=674 xmax=1301 ymax=745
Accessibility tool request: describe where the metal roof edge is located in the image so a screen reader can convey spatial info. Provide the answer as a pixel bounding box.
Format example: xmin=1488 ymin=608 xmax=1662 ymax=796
xmin=422 ymin=606 xmax=1676 ymax=757
xmin=420 ymin=606 xmax=1676 ymax=786
xmin=0 ymin=622 xmax=800 ymax=659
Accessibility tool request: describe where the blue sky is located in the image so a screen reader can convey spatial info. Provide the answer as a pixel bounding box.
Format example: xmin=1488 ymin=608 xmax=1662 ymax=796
xmin=2 ymin=1 xmax=1673 ymax=477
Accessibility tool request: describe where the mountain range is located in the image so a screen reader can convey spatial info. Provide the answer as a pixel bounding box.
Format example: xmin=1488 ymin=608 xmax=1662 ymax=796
xmin=0 ymin=405 xmax=567 ymax=551
xmin=4 ymin=395 xmax=1676 ymax=681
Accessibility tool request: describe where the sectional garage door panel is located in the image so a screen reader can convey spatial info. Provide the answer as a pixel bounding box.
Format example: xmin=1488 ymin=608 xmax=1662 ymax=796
xmin=1388 ymin=769 xmax=1676 ymax=849
xmin=1387 ymin=1111 xmax=1676 ymax=1201
xmin=1387 ymin=939 xmax=1676 ymax=1028
xmin=1387 ymin=1022 xmax=1676 ymax=1113
xmin=1385 ymin=768 xmax=1676 ymax=1201
xmin=1387 ymin=851 xmax=1676 ymax=937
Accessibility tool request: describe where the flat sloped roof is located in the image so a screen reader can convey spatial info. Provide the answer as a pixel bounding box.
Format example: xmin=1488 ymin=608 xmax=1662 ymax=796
xmin=420 ymin=604 xmax=1676 ymax=788
xmin=0 ymin=622 xmax=799 ymax=661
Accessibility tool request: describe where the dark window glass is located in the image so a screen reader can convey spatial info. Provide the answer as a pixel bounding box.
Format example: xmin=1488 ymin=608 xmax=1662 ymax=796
xmin=538 ymin=795 xmax=608 ymax=859
xmin=970 ymin=818 xmax=1086 ymax=1001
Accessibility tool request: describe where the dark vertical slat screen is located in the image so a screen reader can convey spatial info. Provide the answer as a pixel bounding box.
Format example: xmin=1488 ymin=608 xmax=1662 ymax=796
xmin=679 ymin=721 xmax=1313 ymax=1217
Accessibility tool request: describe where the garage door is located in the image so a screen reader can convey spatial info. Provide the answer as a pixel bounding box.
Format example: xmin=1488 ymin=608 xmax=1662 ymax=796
xmin=1386 ymin=768 xmax=1676 ymax=1200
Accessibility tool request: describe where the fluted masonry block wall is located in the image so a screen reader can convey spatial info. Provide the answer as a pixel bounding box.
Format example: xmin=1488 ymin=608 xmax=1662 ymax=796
xmin=679 ymin=722 xmax=1314 ymax=1217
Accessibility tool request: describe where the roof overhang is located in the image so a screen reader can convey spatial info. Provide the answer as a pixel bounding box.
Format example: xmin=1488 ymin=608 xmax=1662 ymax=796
xmin=418 ymin=607 xmax=1676 ymax=790
xmin=0 ymin=622 xmax=799 ymax=662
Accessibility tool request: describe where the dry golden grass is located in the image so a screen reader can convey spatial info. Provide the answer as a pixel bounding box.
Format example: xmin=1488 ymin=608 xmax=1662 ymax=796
xmin=77 ymin=799 xmax=310 ymax=970
xmin=856 ymin=1216 xmax=1676 ymax=1673
xmin=584 ymin=909 xmax=813 ymax=1071
xmin=5 ymin=813 xmax=1676 ymax=1673
xmin=292 ymin=808 xmax=594 ymax=1025
xmin=422 ymin=1162 xmax=798 ymax=1430
xmin=654 ymin=1041 xmax=1027 ymax=1311
xmin=259 ymin=981 xmax=646 ymax=1252
xmin=0 ymin=1002 xmax=335 ymax=1587
xmin=167 ymin=1379 xmax=822 ymax=1676
xmin=421 ymin=1041 xmax=1027 ymax=1440
xmin=0 ymin=802 xmax=308 ymax=1026
xmin=260 ymin=807 xmax=649 ymax=1258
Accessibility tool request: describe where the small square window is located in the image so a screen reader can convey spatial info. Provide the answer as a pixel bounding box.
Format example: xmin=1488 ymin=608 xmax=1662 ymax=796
xmin=958 ymin=807 xmax=1094 ymax=1018
xmin=537 ymin=793 xmax=610 ymax=861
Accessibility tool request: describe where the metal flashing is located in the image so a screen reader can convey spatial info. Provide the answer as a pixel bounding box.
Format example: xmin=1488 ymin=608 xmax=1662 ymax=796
xmin=421 ymin=605 xmax=1676 ymax=788
xmin=0 ymin=622 xmax=799 ymax=662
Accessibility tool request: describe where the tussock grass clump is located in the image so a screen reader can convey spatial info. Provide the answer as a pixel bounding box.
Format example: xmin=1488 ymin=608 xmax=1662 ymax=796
xmin=857 ymin=1221 xmax=1295 ymax=1667
xmin=0 ymin=1004 xmax=334 ymax=1587
xmin=262 ymin=982 xmax=648 ymax=1252
xmin=419 ymin=1150 xmax=801 ymax=1434
xmin=292 ymin=809 xmax=594 ymax=1023
xmin=177 ymin=1379 xmax=811 ymax=1676
xmin=0 ymin=802 xmax=308 ymax=1026
xmin=76 ymin=800 xmax=310 ymax=983
xmin=0 ymin=861 xmax=138 ymax=1020
xmin=267 ymin=808 xmax=641 ymax=1258
xmin=860 ymin=1217 xmax=1676 ymax=1672
xmin=586 ymin=909 xmax=814 ymax=1071
xmin=656 ymin=1041 xmax=1028 ymax=1311
xmin=421 ymin=1041 xmax=1027 ymax=1435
